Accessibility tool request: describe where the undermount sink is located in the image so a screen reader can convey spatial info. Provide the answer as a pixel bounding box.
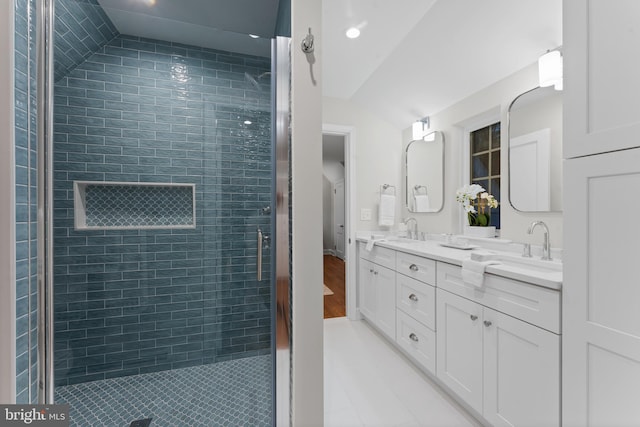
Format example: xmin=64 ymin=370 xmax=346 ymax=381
xmin=385 ymin=236 xmax=422 ymax=244
xmin=473 ymin=251 xmax=562 ymax=273
xmin=495 ymin=253 xmax=562 ymax=273
xmin=468 ymin=250 xmax=563 ymax=289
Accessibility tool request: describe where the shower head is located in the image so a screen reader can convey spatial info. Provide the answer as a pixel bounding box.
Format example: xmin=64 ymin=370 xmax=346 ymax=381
xmin=244 ymin=72 xmax=262 ymax=92
xmin=244 ymin=72 xmax=272 ymax=92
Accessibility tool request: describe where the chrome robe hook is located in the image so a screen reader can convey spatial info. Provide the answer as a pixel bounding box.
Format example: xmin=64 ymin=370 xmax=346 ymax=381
xmin=301 ymin=28 xmax=314 ymax=53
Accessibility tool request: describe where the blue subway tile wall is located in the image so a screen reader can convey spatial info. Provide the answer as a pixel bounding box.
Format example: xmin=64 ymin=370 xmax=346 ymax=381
xmin=54 ymin=0 xmax=119 ymax=82
xmin=53 ymin=34 xmax=272 ymax=386
xmin=15 ymin=0 xmax=39 ymax=404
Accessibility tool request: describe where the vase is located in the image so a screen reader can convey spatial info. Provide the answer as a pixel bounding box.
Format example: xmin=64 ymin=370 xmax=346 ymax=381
xmin=464 ymin=225 xmax=496 ymax=238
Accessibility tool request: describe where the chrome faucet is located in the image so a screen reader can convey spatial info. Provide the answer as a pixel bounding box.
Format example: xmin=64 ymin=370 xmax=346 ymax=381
xmin=403 ymin=217 xmax=418 ymax=240
xmin=527 ymin=221 xmax=552 ymax=260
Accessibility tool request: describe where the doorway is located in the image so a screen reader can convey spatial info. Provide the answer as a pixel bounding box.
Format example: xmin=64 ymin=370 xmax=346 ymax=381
xmin=322 ymin=134 xmax=346 ymax=318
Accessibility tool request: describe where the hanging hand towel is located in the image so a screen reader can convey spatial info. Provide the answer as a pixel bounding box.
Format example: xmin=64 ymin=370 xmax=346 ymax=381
xmin=365 ymin=236 xmax=385 ymax=251
xmin=378 ymin=194 xmax=395 ymax=227
xmin=461 ymin=258 xmax=501 ymax=288
xmin=413 ymin=194 xmax=430 ymax=211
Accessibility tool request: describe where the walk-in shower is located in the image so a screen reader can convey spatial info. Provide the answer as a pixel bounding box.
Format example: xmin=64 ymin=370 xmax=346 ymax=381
xmin=32 ymin=0 xmax=291 ymax=425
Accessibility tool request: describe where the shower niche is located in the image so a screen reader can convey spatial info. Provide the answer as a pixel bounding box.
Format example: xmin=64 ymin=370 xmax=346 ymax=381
xmin=73 ymin=181 xmax=196 ymax=230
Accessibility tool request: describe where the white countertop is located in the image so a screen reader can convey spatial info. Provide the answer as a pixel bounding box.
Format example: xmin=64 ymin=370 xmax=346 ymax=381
xmin=356 ymin=234 xmax=562 ymax=290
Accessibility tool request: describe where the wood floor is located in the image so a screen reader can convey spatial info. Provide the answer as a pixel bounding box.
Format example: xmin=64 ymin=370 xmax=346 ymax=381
xmin=324 ymin=254 xmax=346 ymax=319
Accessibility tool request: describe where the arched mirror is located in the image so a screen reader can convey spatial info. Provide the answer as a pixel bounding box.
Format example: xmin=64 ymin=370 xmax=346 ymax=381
xmin=405 ymin=131 xmax=444 ymax=213
xmin=508 ymin=86 xmax=563 ymax=212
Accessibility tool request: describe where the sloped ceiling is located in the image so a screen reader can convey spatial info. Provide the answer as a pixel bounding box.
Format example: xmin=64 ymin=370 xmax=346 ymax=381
xmin=97 ymin=0 xmax=278 ymax=56
xmin=54 ymin=0 xmax=119 ymax=81
xmin=322 ymin=0 xmax=562 ymax=129
xmin=68 ymin=0 xmax=562 ymax=131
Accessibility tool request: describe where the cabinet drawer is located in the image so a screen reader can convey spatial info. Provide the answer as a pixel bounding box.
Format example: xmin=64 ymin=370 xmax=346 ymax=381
xmin=396 ymin=310 xmax=436 ymax=375
xmin=396 ymin=251 xmax=436 ymax=285
xmin=358 ymin=242 xmax=396 ymax=270
xmin=396 ymin=274 xmax=435 ymax=330
xmin=437 ymin=262 xmax=561 ymax=334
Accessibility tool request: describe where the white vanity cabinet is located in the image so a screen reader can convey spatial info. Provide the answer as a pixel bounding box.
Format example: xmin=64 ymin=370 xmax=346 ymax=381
xmin=436 ymin=263 xmax=560 ymax=427
xmin=395 ymin=252 xmax=437 ymax=374
xmin=357 ymin=244 xmax=396 ymax=339
xmin=356 ymin=240 xmax=562 ymax=426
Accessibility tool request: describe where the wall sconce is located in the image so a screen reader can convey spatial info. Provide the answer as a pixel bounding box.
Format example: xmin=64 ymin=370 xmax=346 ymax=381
xmin=412 ymin=117 xmax=430 ymax=141
xmin=538 ymin=50 xmax=563 ymax=90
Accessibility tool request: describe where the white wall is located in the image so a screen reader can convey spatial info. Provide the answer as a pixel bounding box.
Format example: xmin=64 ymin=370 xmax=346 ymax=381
xmin=323 ymin=97 xmax=403 ymax=231
xmin=401 ymin=62 xmax=563 ymax=248
xmin=324 ymin=63 xmax=563 ymax=249
xmin=0 ymin=0 xmax=16 ymax=404
xmin=291 ymin=0 xmax=324 ymax=424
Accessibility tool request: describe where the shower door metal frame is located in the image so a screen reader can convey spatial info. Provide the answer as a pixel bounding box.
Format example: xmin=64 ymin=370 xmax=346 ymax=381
xmin=273 ymin=36 xmax=292 ymax=427
xmin=36 ymin=0 xmax=55 ymax=404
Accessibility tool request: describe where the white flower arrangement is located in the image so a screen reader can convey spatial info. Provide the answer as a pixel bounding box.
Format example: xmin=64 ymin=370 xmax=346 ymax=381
xmin=456 ymin=184 xmax=498 ymax=226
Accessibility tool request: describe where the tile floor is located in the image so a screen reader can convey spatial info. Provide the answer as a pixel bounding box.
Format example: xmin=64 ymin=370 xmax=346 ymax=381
xmin=324 ymin=317 xmax=481 ymax=427
xmin=55 ymin=355 xmax=272 ymax=427
xmin=55 ymin=318 xmax=478 ymax=426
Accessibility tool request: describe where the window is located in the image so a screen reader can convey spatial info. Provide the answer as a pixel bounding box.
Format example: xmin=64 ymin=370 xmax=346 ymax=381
xmin=470 ymin=122 xmax=501 ymax=228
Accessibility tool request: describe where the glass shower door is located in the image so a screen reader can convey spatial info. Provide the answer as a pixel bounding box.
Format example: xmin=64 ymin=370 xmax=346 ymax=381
xmin=42 ymin=1 xmax=289 ymax=425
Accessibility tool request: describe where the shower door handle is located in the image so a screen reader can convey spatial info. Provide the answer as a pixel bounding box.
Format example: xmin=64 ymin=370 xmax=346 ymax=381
xmin=257 ymin=228 xmax=263 ymax=281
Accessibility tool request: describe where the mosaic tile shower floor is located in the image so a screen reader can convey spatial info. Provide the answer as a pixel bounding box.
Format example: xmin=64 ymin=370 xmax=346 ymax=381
xmin=55 ymin=355 xmax=272 ymax=427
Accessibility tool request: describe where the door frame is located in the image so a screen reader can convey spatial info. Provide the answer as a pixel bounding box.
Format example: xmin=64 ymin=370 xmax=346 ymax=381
xmin=322 ymin=124 xmax=357 ymax=320
xmin=333 ymin=179 xmax=345 ymax=260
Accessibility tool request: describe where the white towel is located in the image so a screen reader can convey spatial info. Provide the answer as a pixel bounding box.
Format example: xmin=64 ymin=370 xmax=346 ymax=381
xmin=461 ymin=258 xmax=500 ymax=288
xmin=378 ymin=194 xmax=396 ymax=227
xmin=365 ymin=237 xmax=385 ymax=252
xmin=413 ymin=194 xmax=430 ymax=211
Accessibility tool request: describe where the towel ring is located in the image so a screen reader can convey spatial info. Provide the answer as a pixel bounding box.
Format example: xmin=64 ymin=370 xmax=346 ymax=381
xmin=381 ymin=184 xmax=396 ymax=195
xmin=413 ymin=185 xmax=427 ymax=196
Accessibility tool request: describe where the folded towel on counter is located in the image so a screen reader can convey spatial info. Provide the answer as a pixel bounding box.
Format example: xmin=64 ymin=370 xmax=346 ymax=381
xmin=378 ymin=194 xmax=396 ymax=227
xmin=365 ymin=237 xmax=385 ymax=252
xmin=461 ymin=258 xmax=501 ymax=288
xmin=413 ymin=194 xmax=430 ymax=211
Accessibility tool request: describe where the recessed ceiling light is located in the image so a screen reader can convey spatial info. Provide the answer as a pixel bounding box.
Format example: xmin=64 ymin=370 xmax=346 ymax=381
xmin=249 ymin=34 xmax=260 ymax=39
xmin=244 ymin=120 xmax=252 ymax=125
xmin=345 ymin=27 xmax=361 ymax=39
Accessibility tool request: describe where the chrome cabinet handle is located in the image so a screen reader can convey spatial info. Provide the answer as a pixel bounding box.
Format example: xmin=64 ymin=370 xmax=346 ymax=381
xmin=409 ymin=333 xmax=419 ymax=342
xmin=257 ymin=228 xmax=263 ymax=281
xmin=409 ymin=294 xmax=418 ymax=302
xmin=470 ymin=314 xmax=478 ymax=321
xmin=409 ymin=264 xmax=419 ymax=272
xmin=484 ymin=320 xmax=492 ymax=327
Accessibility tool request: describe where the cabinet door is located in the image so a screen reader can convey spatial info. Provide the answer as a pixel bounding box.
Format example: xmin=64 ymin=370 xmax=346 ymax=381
xmin=564 ymin=148 xmax=640 ymax=426
xmin=436 ymin=289 xmax=483 ymax=413
xmin=358 ymin=258 xmax=376 ymax=320
xmin=483 ymin=308 xmax=560 ymax=427
xmin=375 ymin=265 xmax=396 ymax=339
xmin=564 ymin=1 xmax=640 ymax=158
